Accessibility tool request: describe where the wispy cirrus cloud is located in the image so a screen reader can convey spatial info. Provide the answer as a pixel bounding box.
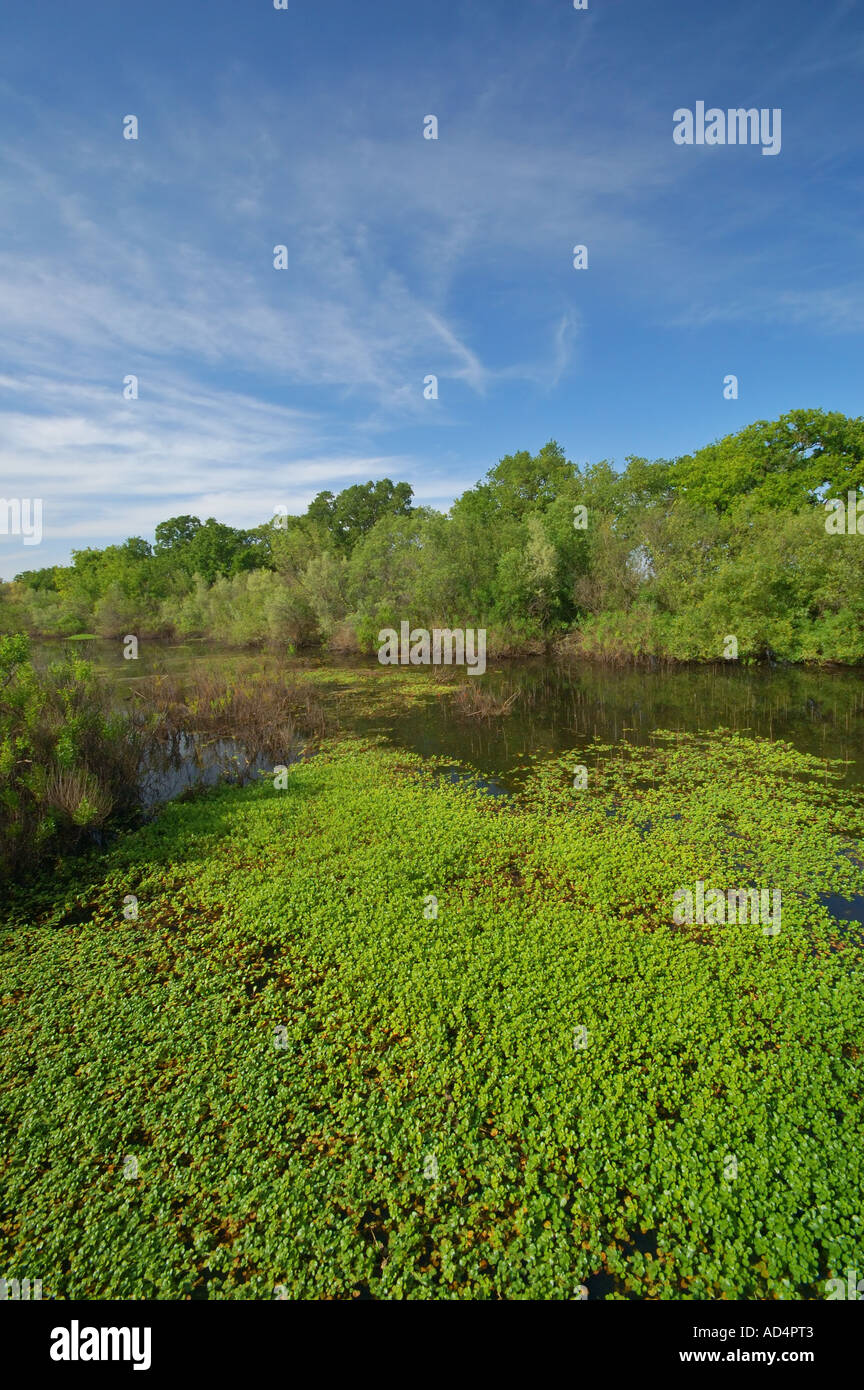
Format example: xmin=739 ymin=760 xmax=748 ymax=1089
xmin=0 ymin=370 xmax=414 ymax=571
xmin=2 ymin=0 xmax=863 ymax=575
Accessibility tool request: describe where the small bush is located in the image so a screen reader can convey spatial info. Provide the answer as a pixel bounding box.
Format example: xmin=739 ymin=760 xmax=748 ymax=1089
xmin=0 ymin=634 xmax=142 ymax=878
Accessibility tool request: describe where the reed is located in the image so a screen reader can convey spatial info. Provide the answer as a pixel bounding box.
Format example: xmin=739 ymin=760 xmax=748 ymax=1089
xmin=132 ymin=667 xmax=329 ymax=761
xmin=449 ymin=682 xmax=521 ymax=720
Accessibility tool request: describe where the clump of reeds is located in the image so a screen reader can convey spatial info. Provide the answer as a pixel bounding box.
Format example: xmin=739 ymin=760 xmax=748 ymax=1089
xmin=131 ymin=668 xmax=328 ymax=761
xmin=448 ymin=684 xmax=521 ymax=720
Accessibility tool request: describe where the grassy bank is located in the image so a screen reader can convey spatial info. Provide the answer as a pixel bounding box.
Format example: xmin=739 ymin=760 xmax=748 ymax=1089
xmin=1 ymin=732 xmax=863 ymax=1299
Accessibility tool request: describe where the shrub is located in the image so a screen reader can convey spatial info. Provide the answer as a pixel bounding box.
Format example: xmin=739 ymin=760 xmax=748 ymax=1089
xmin=6 ymin=584 xmax=91 ymax=638
xmin=94 ymin=582 xmax=162 ymax=639
xmin=0 ymin=634 xmax=141 ymax=878
xmin=449 ymin=683 xmax=520 ymax=719
xmin=168 ymin=571 xmax=318 ymax=647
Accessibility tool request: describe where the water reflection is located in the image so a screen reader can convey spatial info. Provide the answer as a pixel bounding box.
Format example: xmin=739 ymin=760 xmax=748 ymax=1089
xmin=34 ymin=639 xmax=864 ymax=800
xmin=139 ymin=731 xmax=281 ymax=809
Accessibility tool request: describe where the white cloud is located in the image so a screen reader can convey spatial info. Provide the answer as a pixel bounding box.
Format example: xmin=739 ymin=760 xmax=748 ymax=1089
xmin=0 ymin=372 xmax=417 ymax=574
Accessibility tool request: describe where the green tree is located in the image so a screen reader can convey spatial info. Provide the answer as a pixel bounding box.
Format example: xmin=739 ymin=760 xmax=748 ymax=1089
xmin=183 ymin=519 xmax=262 ymax=583
xmin=154 ymin=515 xmax=202 ymax=552
xmin=482 ymin=440 xmax=576 ymax=521
xmin=671 ymin=409 xmax=864 ymax=513
xmin=307 ymin=480 xmax=414 ymax=552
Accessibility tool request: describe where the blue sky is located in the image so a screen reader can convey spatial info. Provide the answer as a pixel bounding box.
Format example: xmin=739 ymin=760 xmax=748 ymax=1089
xmin=1 ymin=0 xmax=863 ymax=575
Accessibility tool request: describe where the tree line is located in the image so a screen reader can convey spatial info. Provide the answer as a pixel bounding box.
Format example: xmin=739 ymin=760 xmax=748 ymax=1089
xmin=3 ymin=408 xmax=864 ymax=664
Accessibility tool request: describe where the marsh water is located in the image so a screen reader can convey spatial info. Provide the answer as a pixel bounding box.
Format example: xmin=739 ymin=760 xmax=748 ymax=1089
xmin=36 ymin=637 xmax=864 ymax=795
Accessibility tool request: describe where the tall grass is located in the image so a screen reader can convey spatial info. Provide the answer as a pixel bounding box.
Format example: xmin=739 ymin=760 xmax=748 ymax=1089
xmin=131 ymin=667 xmax=329 ymax=762
xmin=449 ymin=682 xmax=521 ymax=719
xmin=0 ymin=635 xmax=143 ymax=878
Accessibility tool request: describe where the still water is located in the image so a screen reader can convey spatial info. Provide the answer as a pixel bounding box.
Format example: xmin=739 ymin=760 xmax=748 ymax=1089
xmin=35 ymin=638 xmax=864 ymax=793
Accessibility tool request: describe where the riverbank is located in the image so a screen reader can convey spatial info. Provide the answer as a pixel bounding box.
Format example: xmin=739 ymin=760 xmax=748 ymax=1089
xmin=16 ymin=620 xmax=864 ymax=671
xmin=2 ymin=732 xmax=862 ymax=1298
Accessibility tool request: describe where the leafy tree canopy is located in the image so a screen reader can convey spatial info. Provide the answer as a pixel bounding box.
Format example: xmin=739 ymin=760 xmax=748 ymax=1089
xmin=482 ymin=440 xmax=576 ymax=520
xmin=670 ymin=409 xmax=864 ymax=513
xmin=306 ymin=479 xmax=414 ymax=552
xmin=154 ymin=515 xmax=203 ymax=551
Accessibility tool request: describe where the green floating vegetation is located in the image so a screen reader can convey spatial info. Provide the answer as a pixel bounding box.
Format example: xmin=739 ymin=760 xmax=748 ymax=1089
xmin=1 ymin=731 xmax=862 ymax=1300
